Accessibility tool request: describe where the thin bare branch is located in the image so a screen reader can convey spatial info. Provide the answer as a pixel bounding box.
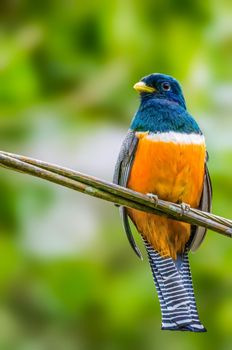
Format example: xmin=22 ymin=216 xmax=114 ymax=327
xmin=0 ymin=150 xmax=232 ymax=238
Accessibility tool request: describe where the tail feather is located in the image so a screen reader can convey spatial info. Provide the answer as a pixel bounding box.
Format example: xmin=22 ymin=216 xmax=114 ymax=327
xmin=181 ymin=252 xmax=206 ymax=331
xmin=144 ymin=239 xmax=206 ymax=332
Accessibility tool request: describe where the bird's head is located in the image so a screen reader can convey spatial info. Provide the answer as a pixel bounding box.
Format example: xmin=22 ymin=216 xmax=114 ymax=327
xmin=133 ymin=73 xmax=186 ymax=109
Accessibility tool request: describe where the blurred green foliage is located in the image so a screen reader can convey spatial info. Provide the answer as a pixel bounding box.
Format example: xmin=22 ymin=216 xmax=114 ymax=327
xmin=0 ymin=0 xmax=232 ymax=349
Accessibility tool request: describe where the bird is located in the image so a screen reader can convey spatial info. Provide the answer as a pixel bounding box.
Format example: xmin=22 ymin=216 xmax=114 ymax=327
xmin=113 ymin=73 xmax=212 ymax=332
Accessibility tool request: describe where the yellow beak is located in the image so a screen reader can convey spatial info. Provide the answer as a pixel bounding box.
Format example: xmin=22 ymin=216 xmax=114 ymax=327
xmin=133 ymin=81 xmax=156 ymax=93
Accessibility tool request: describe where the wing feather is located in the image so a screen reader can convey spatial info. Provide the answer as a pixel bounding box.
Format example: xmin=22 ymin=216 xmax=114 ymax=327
xmin=113 ymin=130 xmax=142 ymax=258
xmin=189 ymin=165 xmax=212 ymax=252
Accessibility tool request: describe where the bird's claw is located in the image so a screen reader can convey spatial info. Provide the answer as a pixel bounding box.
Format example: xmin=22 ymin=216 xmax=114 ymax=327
xmin=147 ymin=193 xmax=159 ymax=207
xmin=180 ymin=202 xmax=191 ymax=216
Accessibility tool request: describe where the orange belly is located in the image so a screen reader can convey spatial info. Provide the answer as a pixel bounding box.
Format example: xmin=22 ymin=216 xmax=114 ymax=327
xmin=127 ymin=132 xmax=206 ymax=259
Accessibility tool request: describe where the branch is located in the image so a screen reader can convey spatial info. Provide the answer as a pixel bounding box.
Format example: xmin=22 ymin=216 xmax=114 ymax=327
xmin=0 ymin=150 xmax=232 ymax=238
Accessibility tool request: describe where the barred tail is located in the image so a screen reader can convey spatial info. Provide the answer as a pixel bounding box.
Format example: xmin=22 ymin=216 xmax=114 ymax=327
xmin=144 ymin=240 xmax=206 ymax=332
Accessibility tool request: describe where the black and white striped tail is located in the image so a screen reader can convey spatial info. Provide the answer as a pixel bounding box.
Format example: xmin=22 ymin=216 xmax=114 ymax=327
xmin=144 ymin=240 xmax=206 ymax=332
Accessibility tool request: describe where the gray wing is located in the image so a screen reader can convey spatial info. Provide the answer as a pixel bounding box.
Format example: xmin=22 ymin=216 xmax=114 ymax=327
xmin=189 ymin=165 xmax=212 ymax=252
xmin=113 ymin=130 xmax=142 ymax=259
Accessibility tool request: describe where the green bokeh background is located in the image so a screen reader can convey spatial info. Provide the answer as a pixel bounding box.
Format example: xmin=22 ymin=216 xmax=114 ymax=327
xmin=0 ymin=1 xmax=232 ymax=349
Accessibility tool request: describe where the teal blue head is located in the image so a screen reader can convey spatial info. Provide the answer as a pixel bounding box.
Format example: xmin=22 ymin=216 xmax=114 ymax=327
xmin=134 ymin=73 xmax=186 ymax=109
xmin=131 ymin=73 xmax=201 ymax=134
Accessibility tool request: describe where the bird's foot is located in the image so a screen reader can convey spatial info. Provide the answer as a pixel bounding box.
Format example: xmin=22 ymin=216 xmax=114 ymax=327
xmin=147 ymin=193 xmax=159 ymax=207
xmin=180 ymin=202 xmax=191 ymax=216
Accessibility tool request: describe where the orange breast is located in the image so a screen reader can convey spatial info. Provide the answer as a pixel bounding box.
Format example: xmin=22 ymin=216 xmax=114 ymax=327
xmin=127 ymin=132 xmax=206 ymax=259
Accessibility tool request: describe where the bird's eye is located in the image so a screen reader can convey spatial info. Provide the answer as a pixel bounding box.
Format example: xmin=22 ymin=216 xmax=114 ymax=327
xmin=161 ymin=82 xmax=171 ymax=91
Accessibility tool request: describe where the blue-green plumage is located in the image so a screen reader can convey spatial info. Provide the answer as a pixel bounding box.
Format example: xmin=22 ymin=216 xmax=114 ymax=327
xmin=131 ymin=74 xmax=202 ymax=134
xmin=131 ymin=99 xmax=202 ymax=134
